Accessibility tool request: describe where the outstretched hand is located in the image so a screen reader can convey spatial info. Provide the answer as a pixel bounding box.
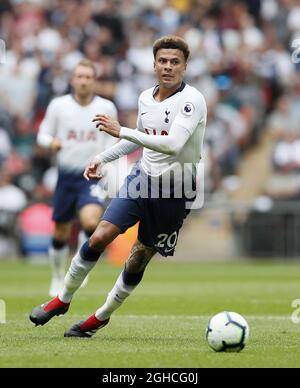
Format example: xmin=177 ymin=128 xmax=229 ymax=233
xmin=93 ymin=115 xmax=121 ymax=138
xmin=84 ymin=159 xmax=103 ymax=181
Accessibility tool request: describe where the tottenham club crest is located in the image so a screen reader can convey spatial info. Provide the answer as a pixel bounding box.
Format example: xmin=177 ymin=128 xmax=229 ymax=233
xmin=165 ymin=109 xmax=171 ymax=123
xmin=182 ymin=102 xmax=195 ymax=116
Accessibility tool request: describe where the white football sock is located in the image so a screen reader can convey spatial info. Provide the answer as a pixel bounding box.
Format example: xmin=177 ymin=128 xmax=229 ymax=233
xmin=95 ymin=272 xmax=137 ymax=321
xmin=49 ymin=246 xmax=69 ymax=279
xmin=59 ymin=251 xmax=97 ymax=303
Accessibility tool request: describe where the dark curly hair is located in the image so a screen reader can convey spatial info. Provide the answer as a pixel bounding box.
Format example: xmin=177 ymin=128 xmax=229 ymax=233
xmin=153 ymin=36 xmax=190 ymax=62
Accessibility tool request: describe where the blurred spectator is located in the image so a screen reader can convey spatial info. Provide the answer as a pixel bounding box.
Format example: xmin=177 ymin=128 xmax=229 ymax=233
xmin=12 ymin=116 xmax=35 ymax=159
xmin=267 ymin=94 xmax=300 ymax=140
xmin=0 ymin=37 xmax=40 ymax=116
xmin=0 ymin=168 xmax=27 ymax=212
xmin=0 ymin=126 xmax=12 ymax=162
xmin=265 ymin=143 xmax=300 ymax=201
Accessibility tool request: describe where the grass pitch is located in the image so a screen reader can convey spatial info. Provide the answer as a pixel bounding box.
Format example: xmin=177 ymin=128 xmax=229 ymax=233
xmin=0 ymin=259 xmax=300 ymax=368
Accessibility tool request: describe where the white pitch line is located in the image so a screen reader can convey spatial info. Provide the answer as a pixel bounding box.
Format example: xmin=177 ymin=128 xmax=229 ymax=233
xmin=24 ymin=313 xmax=291 ymax=322
xmin=67 ymin=314 xmax=292 ymax=321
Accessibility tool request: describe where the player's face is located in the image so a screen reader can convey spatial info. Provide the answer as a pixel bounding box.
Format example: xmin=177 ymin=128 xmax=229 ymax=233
xmin=71 ymin=66 xmax=96 ymax=97
xmin=154 ymin=49 xmax=187 ymax=89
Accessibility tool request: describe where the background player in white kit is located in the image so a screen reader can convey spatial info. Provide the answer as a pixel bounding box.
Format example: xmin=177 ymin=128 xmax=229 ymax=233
xmin=30 ymin=36 xmax=207 ymax=337
xmin=37 ymin=59 xmax=117 ymax=296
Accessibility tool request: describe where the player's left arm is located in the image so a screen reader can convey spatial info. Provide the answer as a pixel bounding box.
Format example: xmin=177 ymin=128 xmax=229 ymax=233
xmin=37 ymin=99 xmax=62 ymax=152
xmin=93 ymin=94 xmax=207 ymax=156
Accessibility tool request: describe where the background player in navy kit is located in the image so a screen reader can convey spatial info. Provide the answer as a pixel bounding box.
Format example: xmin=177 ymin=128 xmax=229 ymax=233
xmin=30 ymin=36 xmax=207 ymax=337
xmin=37 ymin=59 xmax=117 ymax=296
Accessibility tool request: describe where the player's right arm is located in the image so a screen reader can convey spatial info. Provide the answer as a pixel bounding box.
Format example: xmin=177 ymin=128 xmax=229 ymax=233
xmin=95 ymin=140 xmax=140 ymax=164
xmin=94 ymin=100 xmax=143 ymax=164
xmin=84 ymin=138 xmax=140 ymax=181
xmin=37 ymin=99 xmax=62 ymax=152
xmin=84 ymin=102 xmax=143 ymax=181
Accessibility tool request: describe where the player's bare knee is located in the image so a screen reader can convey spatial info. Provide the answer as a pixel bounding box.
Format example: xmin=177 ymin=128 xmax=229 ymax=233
xmin=89 ymin=222 xmax=121 ymax=251
xmin=89 ymin=232 xmax=108 ymax=251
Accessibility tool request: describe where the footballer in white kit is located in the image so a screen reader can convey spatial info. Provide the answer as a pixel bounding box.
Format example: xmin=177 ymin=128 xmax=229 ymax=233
xmin=30 ymin=36 xmax=207 ymax=338
xmin=37 ymin=59 xmax=117 ymax=296
xmin=38 ymin=94 xmax=117 ymax=176
xmin=97 ymin=81 xmax=206 ymax=256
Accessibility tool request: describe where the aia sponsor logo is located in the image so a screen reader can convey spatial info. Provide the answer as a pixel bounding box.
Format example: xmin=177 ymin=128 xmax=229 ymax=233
xmin=144 ymin=128 xmax=169 ymax=136
xmin=67 ymin=130 xmax=97 ymax=142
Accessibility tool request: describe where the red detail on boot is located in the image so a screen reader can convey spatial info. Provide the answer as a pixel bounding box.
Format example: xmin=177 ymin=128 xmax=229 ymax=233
xmin=80 ymin=314 xmax=109 ymax=331
xmin=44 ymin=296 xmax=70 ymax=312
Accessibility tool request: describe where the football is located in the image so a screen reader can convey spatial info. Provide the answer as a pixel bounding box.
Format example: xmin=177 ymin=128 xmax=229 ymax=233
xmin=206 ymin=312 xmax=250 ymax=352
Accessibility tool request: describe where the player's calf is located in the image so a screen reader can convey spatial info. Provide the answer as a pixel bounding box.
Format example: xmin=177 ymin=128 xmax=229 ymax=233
xmin=29 ymin=296 xmax=70 ymax=326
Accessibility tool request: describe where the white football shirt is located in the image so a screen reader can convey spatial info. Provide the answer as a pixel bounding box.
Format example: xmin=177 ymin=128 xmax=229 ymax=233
xmin=120 ymin=83 xmax=207 ymax=177
xmin=38 ymin=94 xmax=118 ymax=173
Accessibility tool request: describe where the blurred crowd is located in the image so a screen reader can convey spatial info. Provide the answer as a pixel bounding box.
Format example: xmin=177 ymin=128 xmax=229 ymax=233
xmin=1 ymin=0 xmax=300 ymax=215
